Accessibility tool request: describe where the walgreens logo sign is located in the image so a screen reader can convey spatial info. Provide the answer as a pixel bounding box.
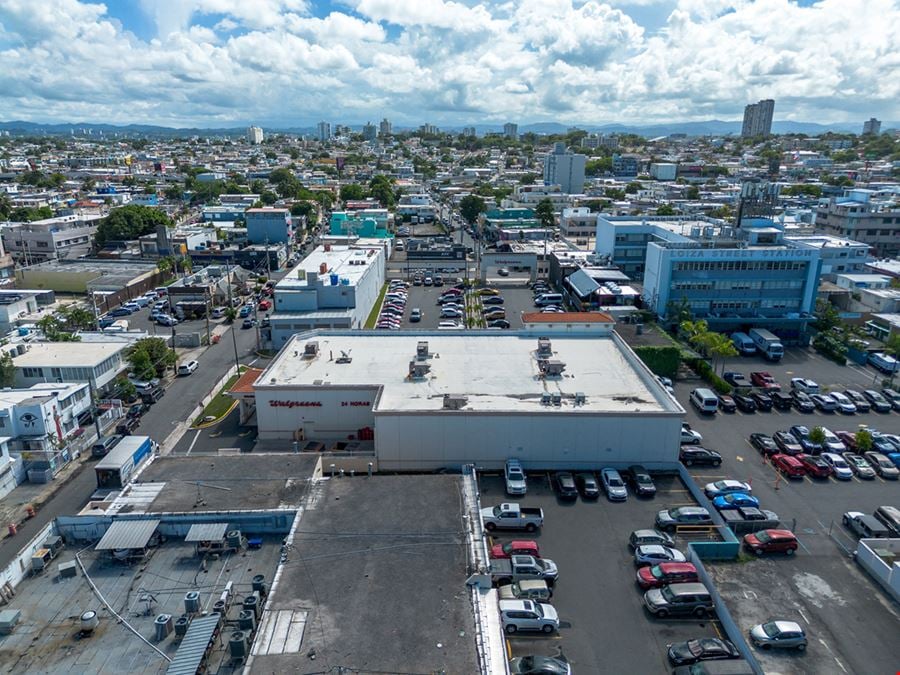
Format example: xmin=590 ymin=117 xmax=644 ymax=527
xmin=269 ymin=400 xmax=322 ymax=408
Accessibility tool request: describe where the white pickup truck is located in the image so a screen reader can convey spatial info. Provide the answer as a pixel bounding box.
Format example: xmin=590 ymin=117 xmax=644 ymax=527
xmin=481 ymin=503 xmax=544 ymax=532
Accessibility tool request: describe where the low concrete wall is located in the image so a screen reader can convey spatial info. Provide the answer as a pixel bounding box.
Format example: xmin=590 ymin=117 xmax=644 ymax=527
xmin=0 ymin=521 xmax=57 ymax=591
xmin=855 ymin=538 xmax=900 ymax=602
xmin=677 ymin=464 xmax=742 ymax=559
xmin=316 ymin=454 xmax=378 ymax=476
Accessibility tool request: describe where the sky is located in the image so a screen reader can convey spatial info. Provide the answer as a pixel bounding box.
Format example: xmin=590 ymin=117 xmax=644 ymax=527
xmin=0 ymin=0 xmax=898 ymax=129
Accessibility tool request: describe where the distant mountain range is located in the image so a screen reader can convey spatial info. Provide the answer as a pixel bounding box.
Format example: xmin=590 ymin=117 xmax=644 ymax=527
xmin=0 ymin=118 xmax=892 ymax=138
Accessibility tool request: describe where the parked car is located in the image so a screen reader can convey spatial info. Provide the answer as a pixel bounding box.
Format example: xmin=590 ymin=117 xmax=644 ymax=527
xmin=440 ymin=307 xmax=463 ymax=319
xmin=723 ymin=372 xmax=751 ymax=387
xmin=796 ymin=453 xmax=832 ymax=478
xmin=773 ymin=431 xmax=803 ymax=456
xmin=636 ymin=562 xmax=699 ymax=589
xmin=771 ymin=453 xmax=806 ymax=478
xmin=505 ymin=459 xmax=527 ymax=496
xmin=491 ymin=540 xmax=541 ymax=560
xmin=750 ymin=371 xmax=780 ymax=390
xmin=790 ymin=377 xmax=819 ymax=394
xmin=749 ymin=621 xmax=807 ymax=651
xmin=498 ymin=599 xmax=559 ymax=634
xmin=882 ymin=388 xmax=900 ymax=411
xmin=810 ymin=393 xmax=838 ymax=412
xmin=600 ymin=468 xmax=627 ymax=501
xmin=482 ymin=296 xmax=505 ymax=305
xmin=843 ymin=512 xmax=892 ymax=539
xmin=498 ymin=580 xmax=553 ymax=603
xmin=842 ymin=452 xmax=876 ymax=479
xmin=704 ymin=480 xmax=752 ymax=498
xmin=644 ymin=582 xmax=714 ymax=618
xmin=743 ymin=529 xmax=799 ymax=556
xmin=575 ymin=472 xmax=600 ymax=499
xmin=239 ymin=305 xmax=252 ymax=318
xmin=554 ymin=472 xmax=578 ymax=500
xmin=488 ymin=319 xmax=511 ymax=329
xmin=819 ymin=452 xmax=853 ymax=480
xmin=791 ymin=390 xmax=816 ymax=412
xmin=624 ymin=465 xmax=656 ymax=496
xmin=732 ymin=392 xmax=757 ymax=412
xmin=829 ymin=391 xmax=857 ymax=414
xmin=679 ymin=447 xmax=722 ymax=467
xmin=750 ymin=433 xmax=778 ymax=456
xmin=482 ymin=308 xmax=506 ymax=319
xmin=789 ymin=425 xmax=823 ymax=454
xmin=713 ymin=493 xmax=760 ymax=510
xmin=844 ymin=389 xmax=871 ymax=412
xmin=115 ymin=416 xmax=140 ymax=435
xmin=771 ymin=391 xmax=794 ymax=411
xmin=157 ymin=314 xmax=178 ymax=327
xmin=177 ymin=360 xmax=199 ymax=376
xmin=681 ymin=423 xmax=703 ymax=445
xmin=863 ymin=390 xmax=893 ymax=412
xmin=667 ymin=638 xmax=740 ymax=667
xmin=634 ymin=545 xmax=686 ymax=567
xmin=409 ymin=308 xmax=422 ymax=322
xmin=717 ymin=394 xmax=737 ymax=413
xmin=834 ymin=431 xmax=858 ymax=451
xmin=751 ymin=391 xmax=773 ymax=411
xmin=820 ymin=427 xmax=847 ymax=453
xmin=629 ymin=529 xmax=675 ymax=550
xmin=127 ymin=402 xmax=150 ymax=418
xmin=864 ymin=451 xmax=900 ymax=479
xmin=508 ymin=655 xmax=570 ymax=675
xmin=656 ymin=507 xmax=713 ymax=532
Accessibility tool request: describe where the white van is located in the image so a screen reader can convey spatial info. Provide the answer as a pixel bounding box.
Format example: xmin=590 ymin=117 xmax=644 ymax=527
xmin=534 ymin=293 xmax=563 ymax=307
xmin=730 ymin=332 xmax=756 ymax=356
xmin=690 ymin=388 xmax=719 ymax=414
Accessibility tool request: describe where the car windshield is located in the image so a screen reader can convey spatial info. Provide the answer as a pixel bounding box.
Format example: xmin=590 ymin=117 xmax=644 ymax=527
xmin=762 ymin=622 xmax=780 ymax=637
xmin=508 ymin=469 xmax=523 ymax=480
xmin=608 ymin=476 xmax=623 ymax=487
xmin=661 ymin=586 xmax=676 ymax=602
xmin=754 ymin=531 xmax=771 ymax=543
xmin=650 ymin=565 xmax=665 ymax=579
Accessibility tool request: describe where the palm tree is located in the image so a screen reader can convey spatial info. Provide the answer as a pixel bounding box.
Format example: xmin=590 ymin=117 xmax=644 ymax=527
xmin=707 ymin=333 xmax=739 ymax=375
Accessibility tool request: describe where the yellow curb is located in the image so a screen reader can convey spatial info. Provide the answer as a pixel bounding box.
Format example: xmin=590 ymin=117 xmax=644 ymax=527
xmin=191 ymin=399 xmax=238 ymax=430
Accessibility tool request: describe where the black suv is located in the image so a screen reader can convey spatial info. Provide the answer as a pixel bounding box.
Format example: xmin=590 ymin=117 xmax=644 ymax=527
xmin=625 ymin=465 xmax=657 ymax=497
xmin=732 ymin=392 xmax=757 ymax=412
xmin=555 ymin=472 xmax=578 ymax=500
xmin=790 ymin=390 xmax=816 ymax=413
xmin=679 ymin=447 xmax=722 ymax=467
xmin=751 ymin=391 xmax=773 ymax=411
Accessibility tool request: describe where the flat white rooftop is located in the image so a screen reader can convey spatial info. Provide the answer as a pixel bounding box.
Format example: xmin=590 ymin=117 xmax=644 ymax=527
xmin=257 ymin=332 xmax=677 ymax=415
xmin=277 ymin=245 xmax=381 ymax=291
xmin=12 ymin=341 xmax=125 ymax=368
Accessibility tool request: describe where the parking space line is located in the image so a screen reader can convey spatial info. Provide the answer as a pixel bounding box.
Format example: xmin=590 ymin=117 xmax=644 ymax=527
xmin=506 ymin=639 xmax=512 ymax=659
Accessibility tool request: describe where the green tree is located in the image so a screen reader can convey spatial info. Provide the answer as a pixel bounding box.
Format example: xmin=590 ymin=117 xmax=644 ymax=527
xmin=707 ymin=332 xmax=739 ymax=375
xmin=291 ymin=202 xmax=315 ymax=219
xmin=459 ymin=194 xmax=486 ymax=225
xmin=808 ymin=426 xmax=826 ymax=448
xmin=126 ymin=337 xmax=176 ymax=377
xmin=36 ymin=314 xmax=80 ymax=342
xmin=0 ymin=192 xmax=13 ymax=219
xmin=128 ymin=348 xmax=155 ymax=381
xmin=95 ymin=204 xmax=172 ymax=248
xmin=625 ymin=181 xmax=642 ymax=194
xmin=535 ymin=198 xmax=555 ymax=228
xmin=813 ymin=299 xmax=842 ymax=333
xmin=585 ymin=157 xmax=612 ymax=176
xmin=0 ymin=350 xmax=15 ymax=387
xmin=855 ymin=428 xmax=873 ymax=453
xmin=686 ymin=185 xmax=701 ymax=200
xmin=369 ymin=175 xmax=395 ymax=208
xmin=520 ymin=173 xmax=538 ymax=185
xmin=260 ymin=190 xmax=278 ymax=205
xmin=164 ymin=184 xmax=183 ymax=200
xmin=224 ymin=307 xmax=237 ymax=323
xmin=340 ymin=184 xmax=367 ymax=202
xmin=656 ymin=204 xmax=676 ymax=216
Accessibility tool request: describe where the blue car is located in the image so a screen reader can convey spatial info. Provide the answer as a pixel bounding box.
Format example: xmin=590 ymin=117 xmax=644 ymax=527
xmin=712 ymin=492 xmax=760 ymax=511
xmin=109 ymin=307 xmax=132 ymax=317
xmin=887 ymin=453 xmax=900 ymax=469
xmin=239 ymin=305 xmax=252 ymax=318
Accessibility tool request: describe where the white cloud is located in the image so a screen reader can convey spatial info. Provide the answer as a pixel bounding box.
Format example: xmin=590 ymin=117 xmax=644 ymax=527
xmin=0 ymin=0 xmax=897 ymax=127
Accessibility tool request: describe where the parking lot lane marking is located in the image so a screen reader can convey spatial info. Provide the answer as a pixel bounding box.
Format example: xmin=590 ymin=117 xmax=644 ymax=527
xmin=712 ymin=622 xmax=723 ymax=639
xmin=185 ymin=429 xmax=201 ymax=456
xmin=795 ymin=535 xmax=811 ymax=554
xmin=817 ymin=638 xmax=849 ymax=673
xmin=798 ymin=608 xmax=809 ymax=624
xmin=506 ymin=639 xmax=511 ymax=659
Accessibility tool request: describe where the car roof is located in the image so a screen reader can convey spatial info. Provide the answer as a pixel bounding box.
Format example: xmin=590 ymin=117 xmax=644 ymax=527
xmin=636 ymin=544 xmax=667 ymax=553
xmin=763 ymin=529 xmax=796 ymax=538
xmin=632 ymin=529 xmax=663 ymax=537
xmin=772 ymin=620 xmax=803 ymax=632
xmin=656 ymin=562 xmax=696 ymax=572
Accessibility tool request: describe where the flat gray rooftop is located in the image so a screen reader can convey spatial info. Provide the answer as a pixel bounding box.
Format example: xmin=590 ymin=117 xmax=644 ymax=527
xmin=0 ymin=536 xmax=283 ymax=674
xmin=252 ymin=474 xmax=478 ymax=674
xmin=134 ymin=455 xmax=319 ymax=512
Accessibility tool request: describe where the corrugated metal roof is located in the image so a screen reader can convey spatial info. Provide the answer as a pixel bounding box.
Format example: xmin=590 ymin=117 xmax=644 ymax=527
xmin=567 ymin=268 xmax=601 ymax=298
xmin=184 ymin=522 xmax=229 ymax=543
xmin=95 ymin=519 xmax=160 ymax=551
xmin=166 ymin=614 xmax=221 ymax=675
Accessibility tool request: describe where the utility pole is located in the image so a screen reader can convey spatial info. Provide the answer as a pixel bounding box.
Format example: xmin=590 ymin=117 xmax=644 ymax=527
xmin=226 ymin=261 xmax=240 ymax=370
xmin=203 ymin=285 xmax=211 ymax=346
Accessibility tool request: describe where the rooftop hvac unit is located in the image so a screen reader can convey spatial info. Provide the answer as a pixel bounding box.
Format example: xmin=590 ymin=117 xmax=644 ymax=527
xmin=174 ymin=615 xmax=191 ymax=638
xmin=304 ymin=341 xmax=319 ymax=358
xmin=409 ymin=361 xmax=431 ymax=379
xmin=184 ymin=591 xmax=201 ymax=614
xmin=541 ymin=392 xmax=552 ymax=406
xmin=229 ymin=631 xmax=249 ymax=659
xmin=335 ymin=350 xmax=352 ymax=364
xmin=252 ymin=574 xmax=268 ymax=597
xmin=226 ymin=530 xmax=243 ymax=549
xmin=442 ymin=394 xmax=468 ymax=410
xmin=551 ymin=393 xmax=562 ymax=406
xmin=540 ymin=360 xmax=567 ymax=377
xmin=0 ymin=609 xmax=21 ymax=636
xmin=154 ymin=614 xmax=173 ymax=641
xmin=537 ymin=337 xmax=552 ymax=357
xmin=238 ymin=609 xmax=256 ymax=631
xmin=243 ymin=591 xmax=261 ymax=618
xmin=416 ymin=341 xmax=430 ymax=359
xmin=574 ymin=392 xmax=586 ymax=406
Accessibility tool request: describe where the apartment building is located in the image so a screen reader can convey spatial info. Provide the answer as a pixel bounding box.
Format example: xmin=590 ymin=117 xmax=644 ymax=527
xmin=815 ymin=189 xmax=899 ymax=258
xmin=1 ymin=214 xmax=102 ymax=263
xmin=543 ymin=143 xmax=586 ymax=194
xmin=741 ymin=99 xmax=775 ymax=138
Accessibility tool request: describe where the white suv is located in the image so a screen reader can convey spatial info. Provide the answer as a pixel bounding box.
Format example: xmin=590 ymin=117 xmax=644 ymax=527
xmin=498 ymin=599 xmax=559 ymax=634
xmin=505 ymin=459 xmax=527 ymax=495
xmin=177 ymin=360 xmax=199 ymax=376
xmin=790 ymin=378 xmax=819 ymax=394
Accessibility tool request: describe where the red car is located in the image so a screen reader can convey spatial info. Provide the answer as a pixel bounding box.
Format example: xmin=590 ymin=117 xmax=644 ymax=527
xmin=750 ymin=371 xmax=781 ymax=391
xmin=796 ymin=453 xmax=832 ymax=479
xmin=835 ymin=431 xmax=858 ymax=452
xmin=743 ymin=529 xmax=799 ymax=556
xmin=636 ymin=562 xmax=699 ymax=589
xmin=771 ymin=453 xmax=806 ymax=478
xmin=258 ymin=299 xmax=272 ymax=311
xmin=490 ymin=540 xmax=540 ymax=559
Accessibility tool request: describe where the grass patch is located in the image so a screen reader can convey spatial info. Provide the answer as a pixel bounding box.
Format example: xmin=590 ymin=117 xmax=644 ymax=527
xmin=365 ymin=282 xmax=389 ymax=329
xmin=192 ymin=367 xmax=245 ymax=426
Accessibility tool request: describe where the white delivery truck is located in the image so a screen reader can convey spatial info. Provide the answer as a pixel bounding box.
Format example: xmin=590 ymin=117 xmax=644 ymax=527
xmin=748 ymin=328 xmax=783 ymax=362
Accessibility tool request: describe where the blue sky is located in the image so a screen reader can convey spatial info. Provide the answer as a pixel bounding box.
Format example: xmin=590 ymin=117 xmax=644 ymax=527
xmin=0 ymin=0 xmax=896 ymax=128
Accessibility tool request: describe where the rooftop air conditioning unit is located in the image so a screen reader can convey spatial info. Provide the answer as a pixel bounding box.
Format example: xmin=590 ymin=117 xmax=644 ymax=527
xmin=541 ymin=392 xmax=552 ymax=406
xmin=551 ymin=393 xmax=562 ymax=406
xmin=304 ymin=341 xmax=319 ymax=358
xmin=443 ymin=394 xmax=468 ymax=410
xmin=540 ymin=360 xmax=566 ymax=377
xmin=537 ymin=338 xmax=552 ymax=357
xmin=409 ymin=361 xmax=431 ymax=379
xmin=574 ymin=392 xmax=586 ymax=406
xmin=416 ymin=341 xmax=430 ymax=359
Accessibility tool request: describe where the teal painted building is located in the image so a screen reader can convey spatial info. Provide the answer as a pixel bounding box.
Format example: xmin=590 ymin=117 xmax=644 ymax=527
xmin=329 ymin=210 xmax=391 ymax=238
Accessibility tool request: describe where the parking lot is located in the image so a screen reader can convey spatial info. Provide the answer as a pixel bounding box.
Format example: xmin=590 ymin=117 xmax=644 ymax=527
xmin=479 ymin=472 xmax=725 ymax=674
xmin=677 ymin=347 xmax=900 ymax=675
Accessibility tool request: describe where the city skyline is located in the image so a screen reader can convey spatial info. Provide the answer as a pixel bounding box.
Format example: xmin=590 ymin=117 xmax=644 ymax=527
xmin=0 ymin=0 xmax=898 ymax=128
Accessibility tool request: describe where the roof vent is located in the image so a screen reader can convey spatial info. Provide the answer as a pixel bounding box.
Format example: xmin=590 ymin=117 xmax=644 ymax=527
xmin=304 ymin=341 xmax=319 ymax=358
xmin=539 ymin=359 xmax=566 ymax=377
xmin=443 ymin=394 xmax=468 ymax=410
xmin=551 ymin=393 xmax=562 ymax=406
xmin=336 ymin=350 xmax=352 ymax=364
xmin=541 ymin=392 xmax=552 ymax=406
xmin=408 ymin=361 xmax=431 ymax=379
xmin=574 ymin=391 xmax=586 ymax=406
xmin=537 ymin=337 xmax=552 ymax=357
